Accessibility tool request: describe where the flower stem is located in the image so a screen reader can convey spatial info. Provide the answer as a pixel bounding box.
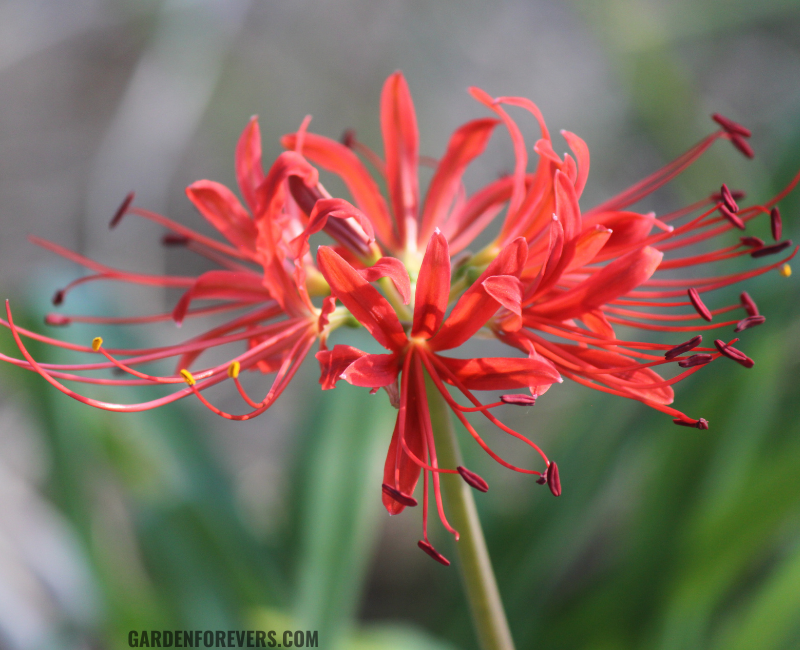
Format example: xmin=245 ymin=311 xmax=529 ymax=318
xmin=425 ymin=375 xmax=516 ymax=650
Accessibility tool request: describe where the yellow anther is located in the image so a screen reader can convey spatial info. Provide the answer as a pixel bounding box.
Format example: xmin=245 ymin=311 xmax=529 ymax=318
xmin=180 ymin=369 xmax=196 ymax=386
xmin=780 ymin=263 xmax=792 ymax=278
xmin=91 ymin=337 xmax=103 ymax=351
xmin=227 ymin=361 xmax=240 ymax=379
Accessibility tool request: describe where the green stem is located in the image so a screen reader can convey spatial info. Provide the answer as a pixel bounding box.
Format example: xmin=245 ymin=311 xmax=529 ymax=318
xmin=425 ymin=375 xmax=516 ymax=650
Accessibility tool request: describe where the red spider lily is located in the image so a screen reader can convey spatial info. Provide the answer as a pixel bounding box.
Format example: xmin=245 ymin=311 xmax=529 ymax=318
xmin=316 ymin=231 xmax=561 ymax=563
xmin=0 ymin=116 xmax=377 ymax=418
xmin=285 ymin=71 xmax=797 ymax=436
xmin=3 ymin=70 xmax=798 ymax=566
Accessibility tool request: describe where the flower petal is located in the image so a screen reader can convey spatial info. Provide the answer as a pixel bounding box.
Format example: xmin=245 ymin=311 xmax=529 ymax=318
xmin=444 ymin=176 xmax=515 ymax=254
xmin=254 ymin=151 xmax=319 ymax=228
xmin=411 ymin=230 xmax=451 ymax=339
xmin=558 ymin=345 xmax=674 ymax=404
xmin=381 ymin=72 xmax=419 ymax=245
xmin=531 ymin=246 xmax=663 ymax=321
xmin=482 ymin=275 xmax=523 ymax=331
xmin=342 ymin=353 xmax=400 ymax=387
xmin=436 ymin=354 xmax=562 ymax=391
xmin=554 ymin=169 xmax=581 ymax=242
xmin=359 ymin=257 xmax=411 ymax=305
xmin=560 ymin=130 xmax=590 ymax=197
xmin=418 ymin=118 xmax=499 ymax=244
xmin=382 ymin=381 xmax=425 ymax=515
xmin=235 ymin=116 xmax=265 ymax=214
xmin=172 ymin=270 xmax=271 ymax=325
xmin=281 ymin=131 xmax=397 ymax=248
xmin=582 ymin=211 xmax=656 ymax=259
xmin=316 ymin=246 xmax=407 ymax=352
xmin=185 ymin=181 xmax=258 ymax=253
xmin=430 ymin=237 xmax=527 ymax=351
xmin=289 ymin=198 xmax=374 ymax=262
xmin=315 ymin=344 xmax=367 ymax=390
xmin=566 ymin=224 xmax=613 ymax=272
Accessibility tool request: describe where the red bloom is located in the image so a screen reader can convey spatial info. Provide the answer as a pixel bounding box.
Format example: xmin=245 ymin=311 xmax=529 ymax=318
xmin=1 ymin=116 xmax=373 ymax=418
xmin=316 ymin=231 xmax=561 ymax=560
xmin=3 ymin=71 xmax=798 ymax=565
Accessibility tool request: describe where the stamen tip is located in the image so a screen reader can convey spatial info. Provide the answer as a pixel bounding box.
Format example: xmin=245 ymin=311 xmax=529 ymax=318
xmin=109 ymin=192 xmax=135 ymax=229
xmin=780 ymin=263 xmax=791 ymax=278
xmin=417 ymin=540 xmax=450 ymax=566
xmin=91 ymin=337 xmax=103 ymax=351
xmin=457 ymin=466 xmax=489 ymax=492
xmin=52 ymin=289 xmax=65 ymax=306
xmin=547 ymin=461 xmax=561 ymax=497
xmin=382 ymin=483 xmax=418 ymax=507
xmin=180 ymin=368 xmax=196 ymax=386
xmin=227 ymin=360 xmax=241 ymax=379
xmin=340 ymin=128 xmax=356 ymax=148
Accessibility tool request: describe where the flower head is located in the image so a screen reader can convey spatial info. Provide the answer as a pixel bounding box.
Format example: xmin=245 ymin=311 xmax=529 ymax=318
xmin=3 ymin=71 xmax=797 ymax=565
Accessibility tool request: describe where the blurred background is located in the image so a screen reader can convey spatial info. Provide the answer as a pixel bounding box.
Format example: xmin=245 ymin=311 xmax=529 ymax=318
xmin=0 ymin=0 xmax=799 ymax=648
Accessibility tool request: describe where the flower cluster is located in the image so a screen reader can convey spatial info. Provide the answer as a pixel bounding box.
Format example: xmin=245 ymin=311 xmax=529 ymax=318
xmin=3 ymin=72 xmax=795 ymax=565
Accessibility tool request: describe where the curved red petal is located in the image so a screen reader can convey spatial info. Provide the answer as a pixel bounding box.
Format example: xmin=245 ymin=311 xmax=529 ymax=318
xmin=235 ymin=116 xmax=265 ymax=214
xmin=531 ymin=246 xmax=663 ymax=321
xmin=315 ymin=344 xmax=367 ymax=390
xmin=185 ymin=180 xmax=258 ymax=253
xmin=172 ymin=270 xmax=271 ymax=325
xmin=381 ymin=72 xmax=419 ymax=246
xmin=411 ymin=230 xmax=451 ymax=339
xmin=435 ymin=354 xmax=562 ymax=391
xmin=418 ymin=118 xmax=499 ymax=244
xmin=281 ymin=132 xmax=397 ymax=248
xmin=316 ymin=246 xmax=407 ymax=352
xmin=430 ymin=237 xmax=527 ymax=351
xmin=359 ymin=257 xmax=411 ymax=305
xmin=341 ymin=352 xmax=400 ymax=387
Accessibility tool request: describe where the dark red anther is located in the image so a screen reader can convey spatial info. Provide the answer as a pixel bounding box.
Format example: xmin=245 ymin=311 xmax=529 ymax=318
xmin=712 ymin=113 xmax=752 ymax=138
xmin=535 ymin=473 xmax=547 ymax=485
xmin=740 ymin=236 xmax=764 ymax=248
xmin=730 ymin=134 xmax=755 ymax=159
xmin=734 ymin=315 xmax=765 ymax=333
xmin=162 ymin=233 xmax=190 ymax=246
xmin=457 ymin=466 xmax=489 ymax=493
xmin=740 ymin=291 xmax=758 ymax=316
xmin=340 ymin=128 xmax=357 ymax=148
xmin=500 ymin=394 xmax=537 ymax=406
xmin=720 ymin=184 xmax=739 ymax=212
xmin=712 ymin=189 xmax=746 ymax=202
xmin=381 ymin=483 xmax=418 ymax=507
xmin=44 ymin=313 xmax=71 ymax=326
xmin=719 ymin=204 xmax=745 ymax=230
xmin=751 ymin=240 xmax=792 ymax=258
xmin=714 ymin=339 xmax=754 ymax=368
xmin=52 ymin=289 xmax=65 ymax=306
xmin=678 ymin=353 xmax=713 ymax=368
xmin=109 ymin=192 xmax=135 ymax=229
xmin=688 ymin=288 xmax=712 ymax=322
xmin=417 ymin=540 xmax=450 ymax=566
xmin=665 ymin=335 xmax=702 ymax=360
xmin=546 ymin=461 xmax=561 ymax=497
xmin=673 ymin=417 xmax=709 ymax=430
xmin=770 ymin=207 xmax=782 ymax=241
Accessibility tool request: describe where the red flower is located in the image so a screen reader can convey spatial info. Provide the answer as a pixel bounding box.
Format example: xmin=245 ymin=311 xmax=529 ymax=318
xmin=286 ymin=72 xmax=797 ymax=433
xmin=1 ymin=116 xmax=374 ymax=418
xmin=316 ymin=231 xmax=561 ymax=563
xmin=3 ymin=70 xmax=798 ymax=565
